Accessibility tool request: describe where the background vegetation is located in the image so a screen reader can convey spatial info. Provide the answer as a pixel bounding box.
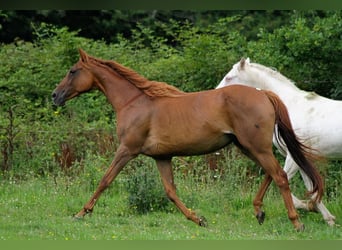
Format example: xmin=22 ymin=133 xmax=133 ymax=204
xmin=0 ymin=10 xmax=341 ymax=239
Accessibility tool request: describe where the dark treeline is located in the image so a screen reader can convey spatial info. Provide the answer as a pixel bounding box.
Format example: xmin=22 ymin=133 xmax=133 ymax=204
xmin=0 ymin=10 xmax=296 ymax=43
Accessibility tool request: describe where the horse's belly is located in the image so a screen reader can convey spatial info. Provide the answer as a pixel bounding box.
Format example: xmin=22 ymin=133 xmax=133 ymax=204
xmin=142 ymin=133 xmax=234 ymax=157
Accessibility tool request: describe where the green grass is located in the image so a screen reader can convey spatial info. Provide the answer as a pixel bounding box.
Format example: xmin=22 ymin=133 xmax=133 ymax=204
xmin=0 ymin=171 xmax=341 ymax=240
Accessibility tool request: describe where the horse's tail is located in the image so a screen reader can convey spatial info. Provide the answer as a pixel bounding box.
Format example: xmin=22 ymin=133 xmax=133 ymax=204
xmin=263 ymin=90 xmax=323 ymax=202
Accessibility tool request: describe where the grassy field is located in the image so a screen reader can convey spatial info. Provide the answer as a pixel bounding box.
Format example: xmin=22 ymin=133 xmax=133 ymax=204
xmin=0 ymin=167 xmax=341 ymax=240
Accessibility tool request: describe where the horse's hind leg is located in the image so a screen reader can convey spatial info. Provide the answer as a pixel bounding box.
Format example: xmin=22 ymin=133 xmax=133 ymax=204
xmin=155 ymin=158 xmax=207 ymax=227
xmin=255 ymin=153 xmax=304 ymax=231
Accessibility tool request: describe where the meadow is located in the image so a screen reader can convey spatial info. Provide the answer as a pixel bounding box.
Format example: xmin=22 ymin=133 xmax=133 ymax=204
xmin=1 ymin=151 xmax=341 ymax=240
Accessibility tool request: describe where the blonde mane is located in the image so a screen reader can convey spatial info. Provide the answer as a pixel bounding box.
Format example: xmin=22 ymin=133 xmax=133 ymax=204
xmin=89 ymin=56 xmax=185 ymax=97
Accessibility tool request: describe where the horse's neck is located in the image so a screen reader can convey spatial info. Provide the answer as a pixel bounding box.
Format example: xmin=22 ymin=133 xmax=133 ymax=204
xmin=247 ymin=67 xmax=301 ymax=99
xmin=94 ymin=68 xmax=143 ymax=112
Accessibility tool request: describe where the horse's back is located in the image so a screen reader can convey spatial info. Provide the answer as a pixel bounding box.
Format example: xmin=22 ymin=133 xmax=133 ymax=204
xmin=219 ymin=85 xmax=276 ymax=118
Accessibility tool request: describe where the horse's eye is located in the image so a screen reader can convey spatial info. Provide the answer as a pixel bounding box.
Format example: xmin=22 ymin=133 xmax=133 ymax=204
xmin=69 ymin=69 xmax=76 ymax=75
xmin=225 ymin=76 xmax=235 ymax=82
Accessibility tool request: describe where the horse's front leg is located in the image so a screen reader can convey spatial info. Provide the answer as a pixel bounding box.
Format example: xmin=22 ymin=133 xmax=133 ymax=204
xmin=284 ymin=156 xmax=336 ymax=226
xmin=155 ymin=158 xmax=207 ymax=227
xmin=298 ymin=168 xmax=336 ymax=226
xmin=282 ymin=156 xmax=313 ymax=210
xmin=282 ymin=156 xmax=309 ymax=208
xmin=74 ymin=145 xmax=135 ymax=218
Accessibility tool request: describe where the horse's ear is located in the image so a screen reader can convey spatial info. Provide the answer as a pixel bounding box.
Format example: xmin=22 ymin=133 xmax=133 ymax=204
xmin=239 ymin=57 xmax=250 ymax=70
xmin=239 ymin=58 xmax=246 ymax=69
xmin=79 ymin=48 xmax=89 ymax=63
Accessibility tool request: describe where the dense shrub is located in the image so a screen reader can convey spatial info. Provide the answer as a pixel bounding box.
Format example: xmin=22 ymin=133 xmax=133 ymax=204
xmin=124 ymin=158 xmax=170 ymax=214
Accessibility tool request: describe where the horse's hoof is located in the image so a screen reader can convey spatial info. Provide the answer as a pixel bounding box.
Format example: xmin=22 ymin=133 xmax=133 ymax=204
xmin=199 ymin=216 xmax=208 ymax=227
xmin=73 ymin=210 xmax=90 ymax=220
xmin=256 ymin=211 xmax=265 ymax=225
xmin=73 ymin=213 xmax=84 ymax=220
xmin=327 ymin=219 xmax=336 ymax=226
xmin=72 ymin=212 xmax=84 ymax=220
xmin=295 ymin=223 xmax=305 ymax=232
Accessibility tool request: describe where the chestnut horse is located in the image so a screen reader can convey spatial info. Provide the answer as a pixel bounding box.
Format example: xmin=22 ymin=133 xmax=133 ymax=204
xmin=52 ymin=49 xmax=323 ymax=231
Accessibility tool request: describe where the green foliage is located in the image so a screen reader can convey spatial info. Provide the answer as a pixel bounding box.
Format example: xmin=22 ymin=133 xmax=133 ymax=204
xmin=246 ymin=11 xmax=342 ymax=99
xmin=0 ymin=23 xmax=115 ymax=175
xmin=137 ymin=17 xmax=247 ymax=92
xmin=124 ymin=158 xmax=170 ymax=214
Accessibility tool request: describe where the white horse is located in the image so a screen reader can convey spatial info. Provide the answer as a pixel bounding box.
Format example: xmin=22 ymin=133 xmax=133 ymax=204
xmin=217 ymin=58 xmax=341 ymax=226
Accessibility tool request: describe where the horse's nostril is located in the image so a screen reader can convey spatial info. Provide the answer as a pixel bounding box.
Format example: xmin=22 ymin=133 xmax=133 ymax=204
xmin=52 ymin=92 xmax=56 ymax=98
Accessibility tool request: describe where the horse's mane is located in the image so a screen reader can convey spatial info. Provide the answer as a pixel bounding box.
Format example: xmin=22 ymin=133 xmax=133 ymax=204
xmin=249 ymin=62 xmax=299 ymax=90
xmin=89 ymin=56 xmax=185 ymax=97
xmin=249 ymin=62 xmax=322 ymax=100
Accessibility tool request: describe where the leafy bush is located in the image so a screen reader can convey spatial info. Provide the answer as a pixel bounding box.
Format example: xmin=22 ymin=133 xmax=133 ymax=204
xmin=246 ymin=11 xmax=342 ymax=99
xmin=126 ymin=18 xmax=248 ymax=93
xmin=124 ymin=158 xmax=170 ymax=214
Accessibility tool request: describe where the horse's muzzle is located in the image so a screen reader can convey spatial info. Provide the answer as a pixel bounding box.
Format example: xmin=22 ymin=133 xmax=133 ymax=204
xmin=51 ymin=90 xmax=66 ymax=106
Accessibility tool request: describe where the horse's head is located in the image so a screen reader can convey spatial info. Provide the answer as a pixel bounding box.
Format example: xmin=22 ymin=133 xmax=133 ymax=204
xmin=216 ymin=57 xmax=251 ymax=89
xmin=52 ymin=49 xmax=96 ymax=106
